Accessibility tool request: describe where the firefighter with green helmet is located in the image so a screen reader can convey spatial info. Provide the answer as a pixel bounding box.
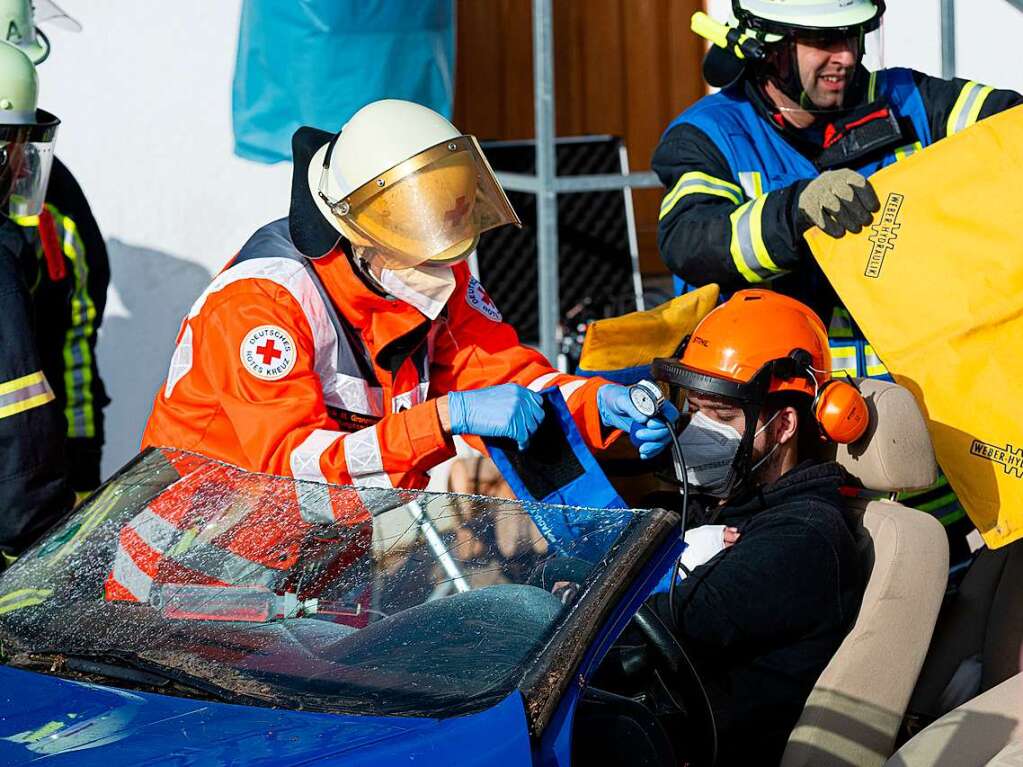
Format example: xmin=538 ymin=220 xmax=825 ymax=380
xmin=0 ymin=38 xmax=73 ymax=561
xmin=2 ymin=0 xmax=110 ymax=502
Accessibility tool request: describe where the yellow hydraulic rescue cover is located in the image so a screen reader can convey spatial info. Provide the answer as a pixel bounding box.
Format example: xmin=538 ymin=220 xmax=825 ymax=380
xmin=808 ymin=104 xmax=1023 ymax=548
xmin=578 ymin=284 xmax=720 ymax=376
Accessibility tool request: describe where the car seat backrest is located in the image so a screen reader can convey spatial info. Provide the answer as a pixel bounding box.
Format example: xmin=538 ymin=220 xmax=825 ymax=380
xmin=885 ymin=671 xmax=1023 ymax=766
xmin=825 ymin=378 xmax=938 ymax=493
xmin=781 ymin=380 xmax=949 ymax=767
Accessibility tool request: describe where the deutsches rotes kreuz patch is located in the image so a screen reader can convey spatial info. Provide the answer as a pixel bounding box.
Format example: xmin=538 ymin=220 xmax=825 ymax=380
xmin=240 ymin=325 xmax=297 ymax=380
xmin=466 ymin=276 xmax=502 ymax=322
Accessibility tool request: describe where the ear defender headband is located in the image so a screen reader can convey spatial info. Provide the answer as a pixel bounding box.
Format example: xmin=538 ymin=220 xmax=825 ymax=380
xmin=784 ymin=349 xmax=869 ymax=444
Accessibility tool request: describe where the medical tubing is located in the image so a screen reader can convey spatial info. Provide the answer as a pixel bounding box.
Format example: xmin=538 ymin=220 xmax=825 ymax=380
xmin=666 ymin=418 xmax=689 ymax=631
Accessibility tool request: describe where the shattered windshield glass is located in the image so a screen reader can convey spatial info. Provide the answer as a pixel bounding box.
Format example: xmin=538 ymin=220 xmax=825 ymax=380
xmin=0 ymin=449 xmax=653 ymax=718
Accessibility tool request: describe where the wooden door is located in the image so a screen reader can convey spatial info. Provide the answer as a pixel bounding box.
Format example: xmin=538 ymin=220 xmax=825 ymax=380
xmin=454 ymin=0 xmax=706 ymax=274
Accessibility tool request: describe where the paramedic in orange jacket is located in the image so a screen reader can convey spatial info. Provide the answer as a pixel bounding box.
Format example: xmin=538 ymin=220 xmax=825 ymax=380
xmin=141 ymin=100 xmax=674 ymax=493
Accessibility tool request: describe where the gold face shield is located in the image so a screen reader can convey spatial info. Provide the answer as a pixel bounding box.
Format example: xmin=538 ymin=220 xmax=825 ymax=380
xmin=318 ymin=135 xmax=521 ymax=270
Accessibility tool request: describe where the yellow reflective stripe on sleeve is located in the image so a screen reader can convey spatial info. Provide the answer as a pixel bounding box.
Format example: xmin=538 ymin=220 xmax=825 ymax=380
xmin=894 ymin=141 xmax=923 ymax=162
xmin=829 ymin=344 xmax=859 ymax=378
xmin=10 ymin=213 xmax=39 ymax=227
xmin=57 ymin=208 xmax=98 ymax=439
xmin=867 ymin=71 xmax=879 ymax=102
xmin=0 ymin=587 xmax=52 ymax=615
xmin=863 ymin=344 xmax=889 ymax=377
xmin=737 ymin=171 xmax=763 ymax=199
xmin=729 ymin=195 xmax=783 ymax=284
xmin=964 ymin=85 xmax=993 ymax=129
xmin=0 ymin=371 xmax=55 ymax=419
xmin=659 ymin=171 xmax=743 ymax=220
xmin=948 ymin=81 xmax=995 ymax=136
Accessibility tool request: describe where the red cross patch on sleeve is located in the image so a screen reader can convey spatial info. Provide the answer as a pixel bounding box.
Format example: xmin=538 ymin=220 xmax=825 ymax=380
xmin=240 ymin=325 xmax=297 ymax=380
xmin=466 ymin=276 xmax=503 ymax=322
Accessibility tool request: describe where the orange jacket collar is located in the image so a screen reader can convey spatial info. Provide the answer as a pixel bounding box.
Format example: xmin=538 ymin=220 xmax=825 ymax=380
xmin=311 ymin=246 xmax=435 ymax=358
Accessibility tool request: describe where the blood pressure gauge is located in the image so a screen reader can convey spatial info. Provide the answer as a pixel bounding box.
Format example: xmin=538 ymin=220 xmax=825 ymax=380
xmin=628 ymin=379 xmax=666 ymax=419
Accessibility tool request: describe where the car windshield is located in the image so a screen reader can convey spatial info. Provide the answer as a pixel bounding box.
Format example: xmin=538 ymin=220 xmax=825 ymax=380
xmin=0 ymin=448 xmax=660 ymax=719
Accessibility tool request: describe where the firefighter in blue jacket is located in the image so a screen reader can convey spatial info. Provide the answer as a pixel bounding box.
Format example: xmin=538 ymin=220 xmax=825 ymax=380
xmin=653 ymin=0 xmax=1022 ymax=563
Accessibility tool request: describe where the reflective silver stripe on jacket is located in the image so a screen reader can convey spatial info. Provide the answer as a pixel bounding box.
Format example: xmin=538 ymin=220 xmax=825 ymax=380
xmin=343 ymin=426 xmax=392 ymax=488
xmin=291 ymin=429 xmax=346 ymax=523
xmin=111 ymin=546 xmax=154 ymax=602
xmin=527 ymin=372 xmax=559 ymax=392
xmin=290 ymin=428 xmax=344 ymax=483
xmin=164 ymin=324 xmax=193 ymax=398
xmin=124 ymin=506 xmax=282 ymax=589
xmin=127 ymin=507 xmax=180 ymax=553
xmin=295 ymin=482 xmax=335 ymax=524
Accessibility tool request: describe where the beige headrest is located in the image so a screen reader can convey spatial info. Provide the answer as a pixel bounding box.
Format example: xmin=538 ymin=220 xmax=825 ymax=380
xmin=822 ymin=379 xmax=937 ymax=493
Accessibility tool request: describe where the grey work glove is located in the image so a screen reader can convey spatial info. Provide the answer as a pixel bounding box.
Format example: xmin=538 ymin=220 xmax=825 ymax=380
xmin=797 ymin=169 xmax=881 ymax=238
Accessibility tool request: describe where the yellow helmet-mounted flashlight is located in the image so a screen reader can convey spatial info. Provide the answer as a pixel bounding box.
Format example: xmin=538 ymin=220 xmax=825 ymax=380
xmin=691 ymin=12 xmax=770 ymax=89
xmin=691 ymin=12 xmax=767 ymax=62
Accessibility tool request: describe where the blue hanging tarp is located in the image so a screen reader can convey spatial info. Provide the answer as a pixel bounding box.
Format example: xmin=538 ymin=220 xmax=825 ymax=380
xmin=232 ymin=0 xmax=455 ymax=164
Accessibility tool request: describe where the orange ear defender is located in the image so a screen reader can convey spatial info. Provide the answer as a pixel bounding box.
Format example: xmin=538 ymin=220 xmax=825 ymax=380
xmin=813 ymin=378 xmax=869 ymax=444
xmin=785 ymin=348 xmax=869 ymax=445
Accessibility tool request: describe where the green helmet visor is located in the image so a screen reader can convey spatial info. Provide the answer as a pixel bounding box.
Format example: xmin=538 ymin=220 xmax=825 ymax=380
xmin=0 ymin=108 xmax=58 ymax=217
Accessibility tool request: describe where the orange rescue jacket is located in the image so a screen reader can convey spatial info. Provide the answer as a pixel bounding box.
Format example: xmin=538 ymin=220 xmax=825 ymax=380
xmin=142 ymin=218 xmax=616 ymax=490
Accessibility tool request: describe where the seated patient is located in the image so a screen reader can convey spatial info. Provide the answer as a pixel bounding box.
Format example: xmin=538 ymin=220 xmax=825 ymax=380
xmin=649 ymin=290 xmax=868 ymax=766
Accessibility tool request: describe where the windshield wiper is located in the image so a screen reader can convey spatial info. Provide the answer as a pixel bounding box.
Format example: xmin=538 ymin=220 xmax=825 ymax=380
xmin=8 ymin=650 xmax=265 ymax=707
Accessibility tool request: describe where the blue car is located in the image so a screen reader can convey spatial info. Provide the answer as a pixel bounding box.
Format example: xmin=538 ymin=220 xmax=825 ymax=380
xmin=0 ymin=447 xmax=708 ymax=766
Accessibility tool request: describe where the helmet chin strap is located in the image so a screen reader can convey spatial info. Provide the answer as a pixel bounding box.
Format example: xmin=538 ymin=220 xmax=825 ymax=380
xmin=760 ymin=32 xmax=868 ymax=119
xmin=749 ymin=409 xmax=783 ymax=475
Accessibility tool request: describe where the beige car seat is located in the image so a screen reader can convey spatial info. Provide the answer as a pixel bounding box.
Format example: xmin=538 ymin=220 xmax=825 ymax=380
xmin=781 ymin=379 xmax=950 ymax=767
xmin=885 ymin=672 xmax=1023 ymax=766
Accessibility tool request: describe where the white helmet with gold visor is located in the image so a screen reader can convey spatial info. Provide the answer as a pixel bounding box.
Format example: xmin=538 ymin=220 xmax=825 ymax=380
xmin=308 ymin=99 xmax=520 ymax=270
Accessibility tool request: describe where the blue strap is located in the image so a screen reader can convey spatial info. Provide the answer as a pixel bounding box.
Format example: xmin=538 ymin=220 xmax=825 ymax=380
xmin=486 ymin=388 xmax=631 ymax=562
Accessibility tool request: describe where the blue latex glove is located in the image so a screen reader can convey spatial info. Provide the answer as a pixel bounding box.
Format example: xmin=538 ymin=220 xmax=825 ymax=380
xmin=448 ymin=384 xmax=545 ymax=451
xmin=598 ymin=384 xmax=679 ymax=460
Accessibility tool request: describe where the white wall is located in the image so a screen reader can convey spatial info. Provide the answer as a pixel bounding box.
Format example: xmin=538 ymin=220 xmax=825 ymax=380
xmin=37 ymin=1 xmax=1023 ymax=478
xmin=39 ymin=1 xmax=291 ymax=474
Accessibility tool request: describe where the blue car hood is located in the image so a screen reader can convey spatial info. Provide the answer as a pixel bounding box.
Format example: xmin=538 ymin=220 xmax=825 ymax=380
xmin=0 ymin=666 xmax=532 ymax=766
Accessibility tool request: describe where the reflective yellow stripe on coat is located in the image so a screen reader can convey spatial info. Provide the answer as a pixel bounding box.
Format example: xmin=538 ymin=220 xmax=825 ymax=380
xmin=15 ymin=204 xmax=99 ymax=439
xmin=729 ymin=196 xmax=783 ymax=283
xmin=660 ymin=172 xmax=743 ymax=220
xmin=57 ymin=209 xmax=98 ymax=439
xmin=947 ymin=81 xmax=994 ymax=136
xmin=829 ymin=344 xmax=859 ymax=378
xmin=0 ymin=371 xmax=55 ymax=419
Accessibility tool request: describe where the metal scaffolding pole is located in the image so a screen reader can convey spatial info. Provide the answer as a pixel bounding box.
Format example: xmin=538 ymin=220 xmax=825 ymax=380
xmin=500 ymin=0 xmax=662 ymax=364
xmin=532 ymin=0 xmax=559 ymax=364
xmin=941 ymin=0 xmax=956 ymax=79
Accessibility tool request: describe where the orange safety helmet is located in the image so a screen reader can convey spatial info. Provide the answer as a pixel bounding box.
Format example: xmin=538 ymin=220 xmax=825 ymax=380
xmin=652 ymin=289 xmax=869 ymax=444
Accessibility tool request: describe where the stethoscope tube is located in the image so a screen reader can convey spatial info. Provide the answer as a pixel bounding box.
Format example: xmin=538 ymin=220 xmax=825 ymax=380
xmin=665 ymin=416 xmax=690 ymax=630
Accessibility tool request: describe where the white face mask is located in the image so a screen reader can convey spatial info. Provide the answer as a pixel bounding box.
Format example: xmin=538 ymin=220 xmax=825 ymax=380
xmin=354 ymin=246 xmax=458 ymax=320
xmin=377 ymin=263 xmax=457 ymax=320
xmin=678 ymin=410 xmax=780 ymax=497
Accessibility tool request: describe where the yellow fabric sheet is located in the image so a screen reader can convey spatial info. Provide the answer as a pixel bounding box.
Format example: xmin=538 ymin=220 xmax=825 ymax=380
xmin=808 ymin=105 xmax=1023 ymax=548
xmin=578 ymin=284 xmax=720 ymax=374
